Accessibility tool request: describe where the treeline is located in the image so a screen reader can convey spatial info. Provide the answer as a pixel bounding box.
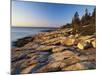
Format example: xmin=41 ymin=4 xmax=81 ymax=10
xmin=62 ymin=8 xmax=96 ymax=36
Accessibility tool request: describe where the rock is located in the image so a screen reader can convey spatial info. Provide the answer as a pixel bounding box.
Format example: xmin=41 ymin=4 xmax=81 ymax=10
xmin=62 ymin=63 xmax=85 ymax=71
xmin=79 ymin=35 xmax=94 ymax=40
xmin=12 ymin=53 xmax=27 ymax=62
xmin=68 ymin=35 xmax=74 ymax=38
xmin=36 ymin=50 xmax=80 ymax=73
xmin=75 ymin=34 xmax=79 ymax=38
xmin=62 ymin=38 xmax=75 ymax=46
xmin=27 ymin=59 xmax=38 ymax=66
xmin=48 ymin=50 xmax=80 ymax=68
xmin=49 ymin=50 xmax=77 ymax=61
xmin=23 ymin=42 xmax=39 ymax=49
xmin=36 ymin=61 xmax=62 ymax=73
xmin=37 ymin=54 xmax=49 ymax=63
xmin=77 ymin=42 xmax=85 ymax=50
xmin=61 ymin=55 xmax=80 ymax=66
xmin=19 ymin=55 xmax=38 ymax=69
xmin=84 ymin=37 xmax=96 ymax=48
xmin=11 ymin=25 xmax=96 ymax=74
xmin=41 ymin=37 xmax=65 ymax=45
xmin=60 ymin=62 xmax=67 ymax=68
xmin=91 ymin=40 xmax=96 ymax=48
xmin=80 ymin=61 xmax=96 ymax=69
xmin=11 ymin=59 xmax=26 ymax=74
xmin=14 ymin=36 xmax=33 ymax=47
xmin=85 ymin=39 xmax=91 ymax=43
xmin=26 ymin=53 xmax=37 ymax=58
xmin=77 ymin=40 xmax=92 ymax=50
xmin=21 ymin=64 xmax=37 ymax=74
xmin=52 ymin=46 xmax=66 ymax=53
xmin=36 ymin=45 xmax=55 ymax=51
xmin=47 ymin=61 xmax=62 ymax=71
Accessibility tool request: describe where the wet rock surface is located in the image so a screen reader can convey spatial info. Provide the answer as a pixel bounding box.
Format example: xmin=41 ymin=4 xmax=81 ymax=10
xmin=11 ymin=28 xmax=96 ymax=74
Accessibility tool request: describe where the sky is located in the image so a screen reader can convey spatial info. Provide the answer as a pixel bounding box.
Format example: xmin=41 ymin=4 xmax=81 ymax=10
xmin=12 ymin=0 xmax=95 ymax=27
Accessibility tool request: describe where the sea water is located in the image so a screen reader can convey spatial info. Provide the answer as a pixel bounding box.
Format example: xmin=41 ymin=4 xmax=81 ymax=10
xmin=11 ymin=27 xmax=54 ymax=42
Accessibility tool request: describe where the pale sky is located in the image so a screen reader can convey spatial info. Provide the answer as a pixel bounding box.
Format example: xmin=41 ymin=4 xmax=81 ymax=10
xmin=12 ymin=0 xmax=95 ymax=27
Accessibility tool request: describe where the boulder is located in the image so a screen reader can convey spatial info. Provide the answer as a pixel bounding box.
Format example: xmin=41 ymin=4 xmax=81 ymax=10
xmin=49 ymin=50 xmax=77 ymax=61
xmin=52 ymin=47 xmax=66 ymax=53
xmin=36 ymin=50 xmax=80 ymax=73
xmin=12 ymin=52 xmax=27 ymax=62
xmin=20 ymin=55 xmax=38 ymax=69
xmin=41 ymin=37 xmax=64 ymax=45
xmin=11 ymin=59 xmax=26 ymax=74
xmin=61 ymin=55 xmax=80 ymax=67
xmin=21 ymin=64 xmax=37 ymax=74
xmin=23 ymin=42 xmax=39 ymax=49
xmin=91 ymin=40 xmax=96 ymax=48
xmin=80 ymin=61 xmax=96 ymax=69
xmin=36 ymin=61 xmax=62 ymax=73
xmin=77 ymin=42 xmax=85 ymax=50
xmin=62 ymin=63 xmax=85 ymax=71
xmin=38 ymin=57 xmax=80 ymax=72
xmin=62 ymin=38 xmax=75 ymax=46
xmin=77 ymin=40 xmax=91 ymax=50
xmin=36 ymin=45 xmax=55 ymax=51
xmin=14 ymin=36 xmax=33 ymax=47
xmin=59 ymin=56 xmax=80 ymax=69
xmin=37 ymin=54 xmax=49 ymax=63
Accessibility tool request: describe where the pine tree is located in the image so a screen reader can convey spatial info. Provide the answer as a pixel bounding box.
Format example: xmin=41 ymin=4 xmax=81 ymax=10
xmin=81 ymin=15 xmax=85 ymax=25
xmin=85 ymin=8 xmax=89 ymax=18
xmin=81 ymin=8 xmax=91 ymax=25
xmin=84 ymin=8 xmax=91 ymax=24
xmin=72 ymin=12 xmax=80 ymax=34
xmin=92 ymin=8 xmax=96 ymax=18
xmin=92 ymin=8 xmax=96 ymax=24
xmin=80 ymin=8 xmax=96 ymax=35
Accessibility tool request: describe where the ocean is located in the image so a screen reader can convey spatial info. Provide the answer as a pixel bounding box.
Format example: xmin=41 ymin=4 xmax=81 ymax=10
xmin=11 ymin=27 xmax=55 ymax=42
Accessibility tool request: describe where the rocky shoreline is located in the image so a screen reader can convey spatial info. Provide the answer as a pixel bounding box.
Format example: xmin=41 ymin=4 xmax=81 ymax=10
xmin=11 ymin=27 xmax=96 ymax=74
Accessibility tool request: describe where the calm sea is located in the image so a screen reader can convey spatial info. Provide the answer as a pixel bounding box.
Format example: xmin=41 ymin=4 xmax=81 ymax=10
xmin=11 ymin=27 xmax=55 ymax=42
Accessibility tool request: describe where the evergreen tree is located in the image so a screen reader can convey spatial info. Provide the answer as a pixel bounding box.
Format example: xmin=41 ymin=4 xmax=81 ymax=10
xmin=92 ymin=8 xmax=96 ymax=18
xmin=92 ymin=8 xmax=96 ymax=24
xmin=85 ymin=8 xmax=89 ymax=18
xmin=72 ymin=12 xmax=81 ymax=34
xmin=80 ymin=8 xmax=96 ymax=35
xmin=84 ymin=8 xmax=91 ymax=24
xmin=81 ymin=15 xmax=85 ymax=25
xmin=70 ymin=8 xmax=96 ymax=35
xmin=81 ymin=8 xmax=91 ymax=25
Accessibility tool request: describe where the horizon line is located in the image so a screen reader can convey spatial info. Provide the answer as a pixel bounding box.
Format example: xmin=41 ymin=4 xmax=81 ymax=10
xmin=11 ymin=26 xmax=59 ymax=28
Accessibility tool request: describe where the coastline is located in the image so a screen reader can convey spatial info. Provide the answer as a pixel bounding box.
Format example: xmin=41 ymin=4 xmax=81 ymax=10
xmin=11 ymin=26 xmax=96 ymax=74
xmin=11 ymin=27 xmax=57 ymax=47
